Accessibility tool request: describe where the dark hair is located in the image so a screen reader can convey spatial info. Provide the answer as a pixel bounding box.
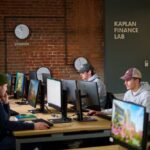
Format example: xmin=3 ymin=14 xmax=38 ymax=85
xmin=90 ymin=69 xmax=95 ymax=76
xmin=132 ymin=77 xmax=141 ymax=82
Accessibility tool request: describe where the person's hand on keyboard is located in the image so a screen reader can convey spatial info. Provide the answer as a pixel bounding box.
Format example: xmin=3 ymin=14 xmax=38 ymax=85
xmin=87 ymin=110 xmax=102 ymax=116
xmin=34 ymin=122 xmax=50 ymax=130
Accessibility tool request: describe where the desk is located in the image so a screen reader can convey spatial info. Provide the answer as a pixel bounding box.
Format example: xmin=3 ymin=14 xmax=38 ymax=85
xmin=70 ymin=142 xmax=150 ymax=150
xmin=10 ymin=99 xmax=111 ymax=150
xmin=69 ymin=145 xmax=127 ymax=150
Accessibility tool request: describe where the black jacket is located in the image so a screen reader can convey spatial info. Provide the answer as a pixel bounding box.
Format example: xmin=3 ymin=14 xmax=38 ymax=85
xmin=0 ymin=102 xmax=34 ymax=140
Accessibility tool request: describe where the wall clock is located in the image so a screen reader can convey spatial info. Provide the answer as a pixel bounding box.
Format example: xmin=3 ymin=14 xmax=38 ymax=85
xmin=14 ymin=24 xmax=30 ymax=40
xmin=36 ymin=67 xmax=51 ymax=82
xmin=74 ymin=57 xmax=88 ymax=71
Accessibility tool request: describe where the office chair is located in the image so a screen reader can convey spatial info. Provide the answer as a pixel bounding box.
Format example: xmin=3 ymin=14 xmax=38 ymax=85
xmin=104 ymin=92 xmax=116 ymax=109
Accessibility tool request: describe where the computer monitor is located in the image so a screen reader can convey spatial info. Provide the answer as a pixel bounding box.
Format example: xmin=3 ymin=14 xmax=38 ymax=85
xmin=27 ymin=79 xmax=39 ymax=107
xmin=74 ymin=81 xmax=99 ymax=122
xmin=61 ymin=79 xmax=77 ymax=104
xmin=6 ymin=73 xmax=12 ymax=95
xmin=47 ymin=78 xmax=71 ymax=123
xmin=42 ymin=73 xmax=51 ymax=99
xmin=42 ymin=73 xmax=51 ymax=85
xmin=27 ymin=79 xmax=46 ymax=113
xmin=14 ymin=72 xmax=25 ymax=98
xmin=111 ymin=99 xmax=148 ymax=150
xmin=27 ymin=79 xmax=39 ymax=113
xmin=29 ymin=71 xmax=37 ymax=80
xmin=77 ymin=80 xmax=101 ymax=111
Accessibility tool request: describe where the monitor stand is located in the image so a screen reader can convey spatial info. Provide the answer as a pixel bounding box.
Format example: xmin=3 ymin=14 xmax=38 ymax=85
xmin=75 ymin=89 xmax=97 ymax=122
xmin=48 ymin=90 xmax=72 ymax=123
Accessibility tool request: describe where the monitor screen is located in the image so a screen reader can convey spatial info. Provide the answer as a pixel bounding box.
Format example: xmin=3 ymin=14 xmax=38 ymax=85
xmin=27 ymin=79 xmax=40 ymax=108
xmin=47 ymin=78 xmax=62 ymax=110
xmin=14 ymin=72 xmax=25 ymax=97
xmin=111 ymin=99 xmax=148 ymax=150
xmin=47 ymin=78 xmax=71 ymax=123
xmin=77 ymin=80 xmax=101 ymax=111
xmin=61 ymin=79 xmax=77 ymax=104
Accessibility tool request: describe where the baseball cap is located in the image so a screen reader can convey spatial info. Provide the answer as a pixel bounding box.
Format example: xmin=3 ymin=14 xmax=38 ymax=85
xmin=0 ymin=73 xmax=8 ymax=85
xmin=78 ymin=63 xmax=94 ymax=73
xmin=120 ymin=68 xmax=142 ymax=81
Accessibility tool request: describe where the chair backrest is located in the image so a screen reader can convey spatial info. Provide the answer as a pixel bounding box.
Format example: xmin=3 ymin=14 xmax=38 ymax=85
xmin=105 ymin=92 xmax=116 ymax=109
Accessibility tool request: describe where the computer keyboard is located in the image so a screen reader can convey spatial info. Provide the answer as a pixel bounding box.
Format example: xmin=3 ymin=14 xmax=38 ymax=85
xmin=32 ymin=118 xmax=53 ymax=127
xmin=10 ymin=109 xmax=19 ymax=116
xmin=15 ymin=101 xmax=28 ymax=105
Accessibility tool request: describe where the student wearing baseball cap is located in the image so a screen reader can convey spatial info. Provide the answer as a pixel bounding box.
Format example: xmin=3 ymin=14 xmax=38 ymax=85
xmin=120 ymin=67 xmax=142 ymax=81
xmin=78 ymin=63 xmax=107 ymax=109
xmin=88 ymin=67 xmax=150 ymax=121
xmin=120 ymin=67 xmax=150 ymax=119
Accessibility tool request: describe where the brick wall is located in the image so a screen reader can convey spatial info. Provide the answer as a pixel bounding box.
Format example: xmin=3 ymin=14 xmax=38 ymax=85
xmin=0 ymin=0 xmax=104 ymax=80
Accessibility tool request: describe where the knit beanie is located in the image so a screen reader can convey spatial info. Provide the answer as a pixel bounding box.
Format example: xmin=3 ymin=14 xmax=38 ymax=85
xmin=0 ymin=74 xmax=8 ymax=85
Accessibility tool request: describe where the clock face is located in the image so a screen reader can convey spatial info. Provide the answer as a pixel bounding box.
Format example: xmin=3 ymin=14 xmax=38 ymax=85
xmin=74 ymin=57 xmax=88 ymax=71
xmin=36 ymin=67 xmax=50 ymax=82
xmin=14 ymin=24 xmax=30 ymax=39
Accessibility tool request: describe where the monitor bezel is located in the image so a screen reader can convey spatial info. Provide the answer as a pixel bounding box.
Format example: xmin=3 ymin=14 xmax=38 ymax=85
xmin=111 ymin=98 xmax=148 ymax=150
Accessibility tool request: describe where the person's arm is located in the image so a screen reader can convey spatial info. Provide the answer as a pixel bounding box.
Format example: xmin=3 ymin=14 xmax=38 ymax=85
xmin=87 ymin=108 xmax=112 ymax=116
xmin=0 ymin=103 xmax=8 ymax=130
xmin=141 ymin=93 xmax=150 ymax=114
xmin=7 ymin=120 xmax=49 ymax=131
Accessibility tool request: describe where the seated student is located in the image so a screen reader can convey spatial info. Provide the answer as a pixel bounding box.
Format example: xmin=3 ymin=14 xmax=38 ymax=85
xmin=0 ymin=73 xmax=50 ymax=150
xmin=78 ymin=63 xmax=107 ymax=109
xmin=88 ymin=67 xmax=150 ymax=119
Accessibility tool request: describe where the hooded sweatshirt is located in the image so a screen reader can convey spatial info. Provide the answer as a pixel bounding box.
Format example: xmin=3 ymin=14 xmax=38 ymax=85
xmin=88 ymin=74 xmax=106 ymax=109
xmin=124 ymin=82 xmax=150 ymax=120
xmin=102 ymin=82 xmax=150 ymax=117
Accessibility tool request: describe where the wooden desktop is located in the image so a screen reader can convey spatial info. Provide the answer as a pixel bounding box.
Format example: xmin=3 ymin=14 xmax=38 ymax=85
xmin=10 ymin=99 xmax=111 ymax=150
xmin=69 ymin=145 xmax=127 ymax=150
